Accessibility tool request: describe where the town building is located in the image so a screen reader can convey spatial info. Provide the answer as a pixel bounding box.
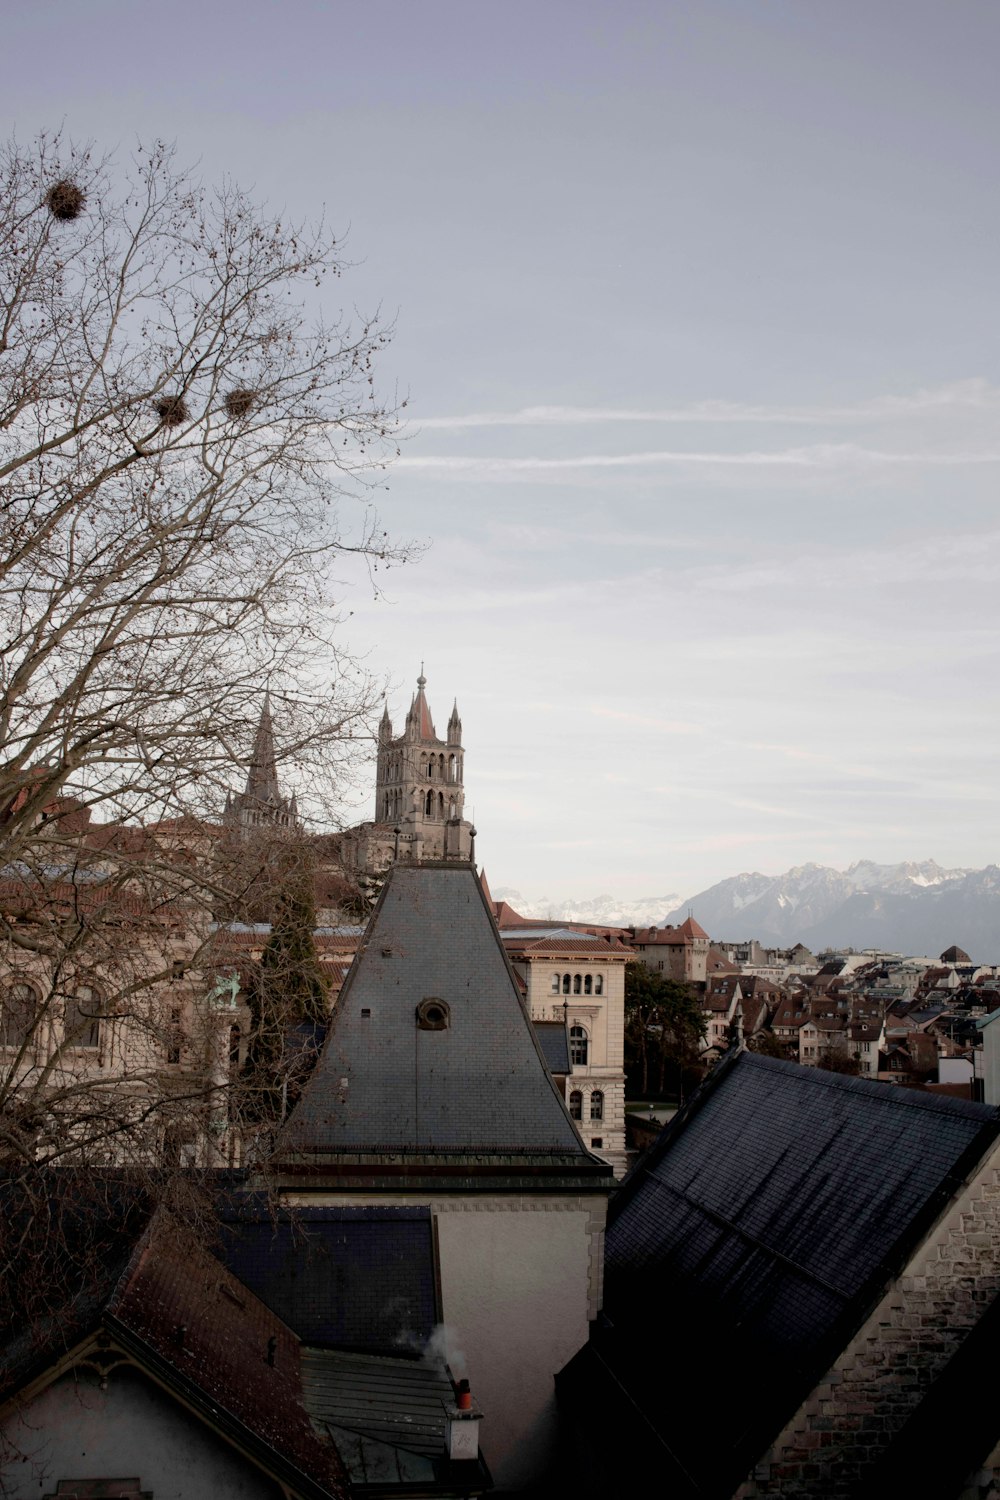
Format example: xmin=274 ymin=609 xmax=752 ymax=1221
xmin=498 ymin=918 xmax=631 ymax=1175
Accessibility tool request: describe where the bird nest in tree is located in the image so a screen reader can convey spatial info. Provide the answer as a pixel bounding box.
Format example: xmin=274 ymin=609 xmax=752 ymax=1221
xmin=46 ymin=179 xmax=86 ymax=221
xmin=225 ymin=388 xmax=256 ymax=420
xmin=154 ymin=395 xmax=189 ymax=428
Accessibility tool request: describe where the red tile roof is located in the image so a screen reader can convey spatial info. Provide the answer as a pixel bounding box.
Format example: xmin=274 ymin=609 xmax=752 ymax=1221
xmin=107 ymin=1217 xmax=348 ymax=1500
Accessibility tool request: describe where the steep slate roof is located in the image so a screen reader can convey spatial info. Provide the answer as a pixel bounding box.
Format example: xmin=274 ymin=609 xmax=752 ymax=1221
xmin=275 ymin=864 xmax=610 ymax=1189
xmin=532 ymin=1020 xmax=571 ymax=1075
xmin=217 ymin=1204 xmax=438 ymax=1354
xmin=558 ymin=1051 xmax=1000 ymax=1499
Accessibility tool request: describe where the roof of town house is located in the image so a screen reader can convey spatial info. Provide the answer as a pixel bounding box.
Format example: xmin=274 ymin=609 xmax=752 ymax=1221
xmin=274 ymin=863 xmax=613 ymax=1188
xmin=707 ymin=947 xmax=739 ymax=974
xmin=500 ymin=928 xmax=631 ymax=955
xmin=674 ymin=914 xmax=709 ymax=941
xmin=941 ymin=944 xmax=972 ymax=963
xmin=740 ymin=992 xmax=770 ymax=1034
xmin=772 ymin=998 xmax=810 ymax=1030
xmin=633 ymin=915 xmax=709 ymax=946
xmin=1 ymin=1209 xmax=349 ymax=1500
xmin=558 ymin=1051 xmax=1000 ymax=1500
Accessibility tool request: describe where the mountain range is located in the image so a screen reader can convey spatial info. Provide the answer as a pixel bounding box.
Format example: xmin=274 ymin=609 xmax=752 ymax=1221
xmin=667 ymin=860 xmax=1000 ymax=960
xmin=498 ymin=860 xmax=1000 ymax=961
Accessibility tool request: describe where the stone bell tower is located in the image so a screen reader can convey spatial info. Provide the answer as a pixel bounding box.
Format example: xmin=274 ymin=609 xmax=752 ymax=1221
xmin=374 ymin=671 xmax=471 ymax=861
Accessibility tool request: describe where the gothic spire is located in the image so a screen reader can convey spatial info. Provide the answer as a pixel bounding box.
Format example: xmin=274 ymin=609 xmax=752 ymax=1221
xmin=245 ymin=690 xmax=281 ymax=804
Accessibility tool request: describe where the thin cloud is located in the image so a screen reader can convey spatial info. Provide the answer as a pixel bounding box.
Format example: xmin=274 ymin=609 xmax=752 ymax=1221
xmin=396 ymin=444 xmax=1000 ymax=479
xmin=590 ymin=706 xmax=705 ymax=735
xmin=413 ymin=379 xmax=1000 ymax=431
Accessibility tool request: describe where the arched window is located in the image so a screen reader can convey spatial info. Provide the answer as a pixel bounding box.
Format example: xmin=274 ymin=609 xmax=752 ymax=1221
xmin=594 ymin=974 xmax=604 ymax=995
xmin=550 ymin=973 xmax=560 ymax=994
xmin=562 ymin=974 xmax=571 ymax=995
xmin=66 ymin=984 xmax=101 ymax=1049
xmin=439 ymin=754 xmax=445 ymax=777
xmin=425 ymin=790 xmax=434 ymax=816
xmin=590 ymin=1090 xmax=604 ymax=1120
xmin=2 ymin=981 xmax=37 ymax=1049
xmin=569 ymin=1090 xmax=582 ymax=1120
xmin=573 ymin=974 xmax=582 ymax=995
xmin=448 ymin=753 xmax=456 ymax=782
xmin=570 ymin=1025 xmax=589 ymax=1066
xmin=584 ymin=974 xmax=592 ymax=994
xmin=438 ymin=791 xmax=444 ymax=818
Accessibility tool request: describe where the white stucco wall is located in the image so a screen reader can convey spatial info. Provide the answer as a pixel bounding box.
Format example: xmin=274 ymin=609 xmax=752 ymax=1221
xmin=1 ymin=1364 xmax=281 ymax=1500
xmin=289 ymin=1189 xmax=606 ymax=1491
xmin=981 ymin=1015 xmax=1000 ymax=1105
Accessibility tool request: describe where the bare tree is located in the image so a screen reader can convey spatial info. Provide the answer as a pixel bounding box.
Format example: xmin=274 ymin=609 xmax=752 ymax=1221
xmin=0 ymin=132 xmax=404 ymax=1191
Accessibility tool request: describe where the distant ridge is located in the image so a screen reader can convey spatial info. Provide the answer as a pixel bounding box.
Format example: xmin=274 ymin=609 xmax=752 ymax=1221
xmin=662 ymin=860 xmax=1000 ymax=961
xmin=493 ymin=862 xmax=1000 ymax=961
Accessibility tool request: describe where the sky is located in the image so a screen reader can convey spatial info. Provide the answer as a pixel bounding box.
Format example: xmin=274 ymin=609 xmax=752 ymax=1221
xmin=5 ymin=0 xmax=1000 ymax=910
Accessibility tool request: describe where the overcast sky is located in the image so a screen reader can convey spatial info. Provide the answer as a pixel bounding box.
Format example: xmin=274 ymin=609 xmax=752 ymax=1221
xmin=6 ymin=1 xmax=1000 ymax=909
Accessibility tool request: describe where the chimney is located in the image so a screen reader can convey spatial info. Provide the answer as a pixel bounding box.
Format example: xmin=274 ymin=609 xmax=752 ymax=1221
xmin=446 ymin=1379 xmax=483 ymax=1460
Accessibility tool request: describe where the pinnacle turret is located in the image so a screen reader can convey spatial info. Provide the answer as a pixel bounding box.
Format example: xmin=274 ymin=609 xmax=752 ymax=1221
xmin=448 ymin=698 xmax=462 ymax=746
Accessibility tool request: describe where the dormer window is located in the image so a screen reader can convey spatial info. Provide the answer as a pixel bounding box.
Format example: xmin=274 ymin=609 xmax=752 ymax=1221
xmin=416 ymin=997 xmax=450 ymax=1031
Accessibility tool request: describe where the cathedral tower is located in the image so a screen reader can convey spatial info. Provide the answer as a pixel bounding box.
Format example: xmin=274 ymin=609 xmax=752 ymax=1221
xmin=374 ymin=671 xmax=471 ymax=861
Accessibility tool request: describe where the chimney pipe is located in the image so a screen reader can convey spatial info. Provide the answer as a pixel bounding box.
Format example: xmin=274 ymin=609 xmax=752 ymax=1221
xmin=446 ymin=1381 xmax=483 ymax=1460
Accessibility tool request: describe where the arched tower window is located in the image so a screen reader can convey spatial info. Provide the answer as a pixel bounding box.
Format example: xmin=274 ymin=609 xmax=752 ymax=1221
xmin=550 ymin=973 xmax=560 ymax=994
xmin=562 ymin=974 xmax=571 ymax=995
xmin=573 ymin=974 xmax=582 ymax=994
xmin=584 ymin=975 xmax=593 ymax=995
xmin=425 ymin=790 xmax=434 ymax=816
xmin=448 ymin=753 xmax=456 ymax=782
xmin=570 ymin=1025 xmax=589 ymax=1066
xmin=594 ymin=974 xmax=604 ymax=995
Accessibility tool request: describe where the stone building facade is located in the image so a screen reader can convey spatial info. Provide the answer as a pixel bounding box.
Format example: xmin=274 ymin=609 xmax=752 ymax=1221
xmin=500 ymin=928 xmax=630 ymax=1176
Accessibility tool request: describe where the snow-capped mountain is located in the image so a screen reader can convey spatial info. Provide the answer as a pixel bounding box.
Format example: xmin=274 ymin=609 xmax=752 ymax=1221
xmin=490 ymin=861 xmax=1000 ymax=958
xmin=662 ymin=861 xmax=1000 ymax=959
xmin=491 ymin=888 xmax=681 ymax=928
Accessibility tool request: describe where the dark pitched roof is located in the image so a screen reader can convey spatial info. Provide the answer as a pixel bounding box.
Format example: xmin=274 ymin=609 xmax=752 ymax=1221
xmin=302 ymin=1348 xmax=489 ymax=1494
xmin=562 ymin=1051 xmax=1000 ymax=1499
xmin=275 ymin=864 xmax=609 ymax=1185
xmin=532 ymin=1020 xmax=571 ymax=1074
xmin=217 ymin=1203 xmax=438 ymax=1354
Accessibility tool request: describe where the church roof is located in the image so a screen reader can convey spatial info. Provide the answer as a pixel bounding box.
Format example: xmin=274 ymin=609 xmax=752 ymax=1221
xmin=275 ymin=864 xmax=609 ymax=1184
